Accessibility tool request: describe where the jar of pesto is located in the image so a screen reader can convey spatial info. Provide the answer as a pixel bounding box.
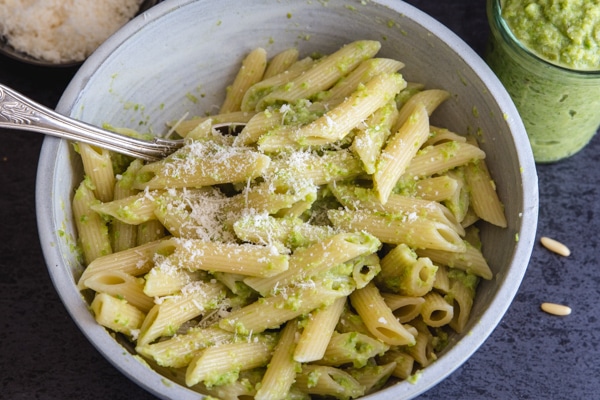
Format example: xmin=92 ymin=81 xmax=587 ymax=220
xmin=486 ymin=0 xmax=600 ymax=163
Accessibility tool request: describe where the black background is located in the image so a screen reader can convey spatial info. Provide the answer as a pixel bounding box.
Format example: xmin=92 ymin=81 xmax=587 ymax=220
xmin=1 ymin=1 xmax=599 ymax=399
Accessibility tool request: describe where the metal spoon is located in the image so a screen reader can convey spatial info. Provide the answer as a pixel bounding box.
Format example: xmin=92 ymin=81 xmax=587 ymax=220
xmin=0 ymin=84 xmax=243 ymax=162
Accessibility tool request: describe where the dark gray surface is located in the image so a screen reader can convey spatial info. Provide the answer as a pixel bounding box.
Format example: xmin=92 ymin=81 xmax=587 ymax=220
xmin=1 ymin=1 xmax=599 ymax=399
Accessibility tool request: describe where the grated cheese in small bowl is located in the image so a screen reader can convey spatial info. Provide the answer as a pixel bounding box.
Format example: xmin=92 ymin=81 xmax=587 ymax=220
xmin=0 ymin=0 xmax=149 ymax=66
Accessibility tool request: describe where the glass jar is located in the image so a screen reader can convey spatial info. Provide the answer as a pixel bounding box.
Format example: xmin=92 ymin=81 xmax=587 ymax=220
xmin=486 ymin=0 xmax=600 ymax=163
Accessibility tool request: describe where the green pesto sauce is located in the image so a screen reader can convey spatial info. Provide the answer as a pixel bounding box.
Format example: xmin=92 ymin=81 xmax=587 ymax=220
xmin=448 ymin=268 xmax=480 ymax=293
xmin=502 ymin=0 xmax=600 ymax=70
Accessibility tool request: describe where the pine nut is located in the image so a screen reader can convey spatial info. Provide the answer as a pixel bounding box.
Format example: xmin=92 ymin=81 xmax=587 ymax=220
xmin=541 ymin=302 xmax=571 ymax=316
xmin=540 ymin=236 xmax=571 ymax=257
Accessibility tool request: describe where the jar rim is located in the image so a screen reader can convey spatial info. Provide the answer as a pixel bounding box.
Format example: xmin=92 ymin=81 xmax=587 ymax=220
xmin=489 ymin=0 xmax=600 ymax=75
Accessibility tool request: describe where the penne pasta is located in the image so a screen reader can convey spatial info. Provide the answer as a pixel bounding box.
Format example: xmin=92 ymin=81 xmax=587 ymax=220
xmin=403 ymin=141 xmax=486 ymax=179
xmin=290 ymin=73 xmax=406 ymax=145
xmin=83 ymin=270 xmax=154 ymax=312
xmin=320 ymin=331 xmax=389 ymax=367
xmin=294 ymin=365 xmax=365 ymax=399
xmin=373 ymin=102 xmax=429 ymax=204
xmin=220 ymin=47 xmax=268 ymax=113
xmin=376 ymin=243 xmax=437 ymax=297
xmin=73 ymin=178 xmax=112 ymax=265
xmin=137 ymin=280 xmax=227 ymax=346
xmin=185 ymin=338 xmax=275 ymax=387
xmin=72 ymin=41 xmax=510 ymax=398
xmin=294 ymin=297 xmax=346 ymax=363
xmin=91 ymin=292 xmax=145 ymax=337
xmin=328 ymin=209 xmax=466 ymax=253
xmin=263 ymin=47 xmax=300 ymax=78
xmin=350 ymin=282 xmax=416 ymax=346
xmin=258 ymin=40 xmax=381 ymax=107
xmin=255 ymin=319 xmax=301 ymax=400
xmin=78 ymin=143 xmax=115 ymax=202
xmin=244 ymin=231 xmax=381 ymax=296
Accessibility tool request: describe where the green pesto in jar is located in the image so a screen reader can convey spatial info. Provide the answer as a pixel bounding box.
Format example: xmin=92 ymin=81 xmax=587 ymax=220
xmin=486 ymin=0 xmax=600 ymax=162
xmin=501 ymin=0 xmax=600 ymax=70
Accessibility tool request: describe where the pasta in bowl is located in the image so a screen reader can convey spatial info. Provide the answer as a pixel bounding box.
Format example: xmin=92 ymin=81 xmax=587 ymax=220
xmin=36 ymin=1 xmax=538 ymax=399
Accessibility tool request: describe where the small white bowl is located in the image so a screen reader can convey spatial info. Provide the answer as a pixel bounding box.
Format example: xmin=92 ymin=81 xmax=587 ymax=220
xmin=36 ymin=0 xmax=538 ymax=398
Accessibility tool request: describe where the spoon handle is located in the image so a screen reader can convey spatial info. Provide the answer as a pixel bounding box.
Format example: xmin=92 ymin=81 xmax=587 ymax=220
xmin=0 ymin=84 xmax=177 ymax=161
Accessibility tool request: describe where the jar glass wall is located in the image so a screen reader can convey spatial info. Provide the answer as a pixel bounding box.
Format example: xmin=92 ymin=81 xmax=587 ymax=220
xmin=486 ymin=0 xmax=600 ymax=163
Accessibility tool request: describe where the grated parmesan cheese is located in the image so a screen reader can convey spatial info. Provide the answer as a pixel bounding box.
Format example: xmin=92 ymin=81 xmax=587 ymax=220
xmin=0 ymin=0 xmax=144 ymax=63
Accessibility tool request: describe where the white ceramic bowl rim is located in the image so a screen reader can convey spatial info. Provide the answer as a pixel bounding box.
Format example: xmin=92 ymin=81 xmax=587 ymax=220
xmin=36 ymin=1 xmax=539 ymax=399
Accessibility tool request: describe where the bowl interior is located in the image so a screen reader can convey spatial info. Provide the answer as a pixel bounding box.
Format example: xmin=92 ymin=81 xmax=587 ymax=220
xmin=36 ymin=0 xmax=538 ymax=398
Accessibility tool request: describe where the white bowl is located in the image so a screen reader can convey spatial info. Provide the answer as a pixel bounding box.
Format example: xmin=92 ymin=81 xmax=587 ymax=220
xmin=36 ymin=0 xmax=539 ymax=398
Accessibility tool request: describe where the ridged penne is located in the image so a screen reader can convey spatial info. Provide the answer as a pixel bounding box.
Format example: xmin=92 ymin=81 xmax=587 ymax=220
xmin=350 ymin=282 xmax=416 ymax=346
xmin=220 ymin=47 xmax=268 ymax=113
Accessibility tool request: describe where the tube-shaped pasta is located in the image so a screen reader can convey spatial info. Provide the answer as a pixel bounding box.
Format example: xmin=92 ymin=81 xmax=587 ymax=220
xmin=320 ymin=331 xmax=389 ymax=368
xmin=83 ymin=270 xmax=154 ymax=312
xmin=294 ymin=297 xmax=346 ymax=363
xmin=144 ymin=259 xmax=206 ymax=297
xmin=171 ymin=111 xmax=255 ymax=137
xmin=294 ymin=365 xmax=365 ymax=399
xmin=241 ymin=54 xmax=313 ymax=112
xmin=382 ymin=293 xmax=426 ymax=323
xmin=324 ymin=58 xmax=405 ymax=106
xmin=219 ymin=279 xmax=353 ymax=335
xmin=350 ymin=282 xmax=416 ymax=346
xmin=442 ymin=167 xmax=470 ymax=223
xmin=351 ymin=100 xmax=399 ymax=174
xmin=91 ymin=191 xmax=158 ymax=225
xmin=424 ymin=125 xmax=468 ymax=147
xmin=329 ymin=182 xmax=464 ymax=236
xmin=133 ymin=141 xmax=271 ymax=190
xmin=167 ymin=238 xmax=289 ymax=278
xmin=406 ymin=319 xmax=437 ymax=367
xmin=374 ymin=102 xmax=430 ymax=204
xmin=420 ymin=291 xmax=454 ymax=327
xmin=137 ymin=281 xmax=227 ymax=346
xmin=328 ymin=209 xmax=466 ymax=253
xmin=413 ymin=175 xmax=460 ymax=202
xmin=378 ymin=349 xmax=415 ymax=380
xmin=244 ymin=231 xmax=381 ymax=296
xmin=336 ymin=307 xmax=372 ymax=336
xmin=259 ymin=40 xmax=381 ymax=106
xmin=111 ymin=159 xmax=143 ymax=251
xmin=91 ymin=292 xmax=145 ymax=337
xmin=351 ymin=253 xmax=381 ymax=289
xmin=136 ymin=219 xmax=165 ymax=246
xmin=263 ymin=47 xmax=300 ymax=78
xmin=185 ymin=339 xmax=275 ymax=387
xmin=391 ymin=89 xmax=450 ymax=134
xmin=347 ymin=362 xmax=396 ymax=395
xmin=433 ymin=264 xmax=451 ymax=293
xmin=403 ymin=141 xmax=486 ymax=178
xmin=416 ymin=240 xmax=493 ymax=280
xmin=78 ymin=143 xmax=115 ymax=202
xmin=255 ymin=319 xmax=300 ymax=400
xmin=266 ymin=149 xmax=364 ymax=186
xmin=233 ymin=214 xmax=337 ymax=249
xmin=77 ymin=238 xmax=168 ymax=289
xmin=136 ymin=325 xmax=234 ymax=368
xmin=464 ymin=142 xmax=507 ymax=227
xmin=220 ymin=47 xmax=267 ymax=113
xmin=447 ymin=268 xmax=479 ymax=333
xmin=73 ymin=178 xmax=112 ymax=265
xmin=291 ymin=73 xmax=406 ymax=145
xmin=376 ymin=243 xmax=438 ymax=297
xmin=225 ymin=180 xmax=318 ymax=218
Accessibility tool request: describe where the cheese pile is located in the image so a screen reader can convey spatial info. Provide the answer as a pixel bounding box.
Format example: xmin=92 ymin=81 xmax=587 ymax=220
xmin=0 ymin=0 xmax=144 ymax=63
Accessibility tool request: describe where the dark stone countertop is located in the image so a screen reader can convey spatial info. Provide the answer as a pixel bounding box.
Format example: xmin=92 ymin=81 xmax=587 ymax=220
xmin=1 ymin=1 xmax=599 ymax=399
